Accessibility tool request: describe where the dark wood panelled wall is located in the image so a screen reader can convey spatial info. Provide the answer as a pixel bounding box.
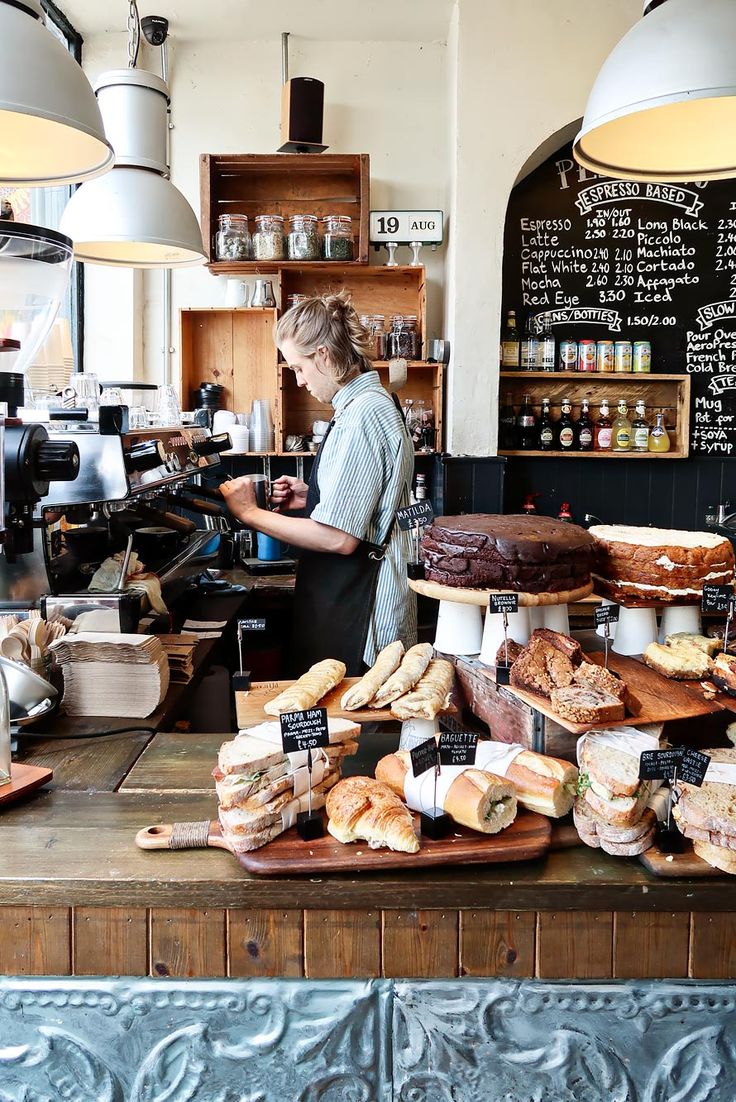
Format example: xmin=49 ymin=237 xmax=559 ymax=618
xmin=2 ymin=906 xmax=735 ymax=981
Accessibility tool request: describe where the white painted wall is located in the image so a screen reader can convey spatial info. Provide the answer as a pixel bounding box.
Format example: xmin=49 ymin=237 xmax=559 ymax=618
xmin=80 ymin=1 xmax=645 ymax=452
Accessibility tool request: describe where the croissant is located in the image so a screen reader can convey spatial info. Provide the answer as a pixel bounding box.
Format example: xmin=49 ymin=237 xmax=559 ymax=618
xmin=390 ymin=659 xmax=455 ymax=720
xmin=264 ymin=659 xmax=346 ymax=716
xmin=325 ymin=776 xmax=420 ymax=853
xmin=370 ymin=643 xmax=433 ymax=708
xmin=340 ymin=641 xmax=405 ymax=710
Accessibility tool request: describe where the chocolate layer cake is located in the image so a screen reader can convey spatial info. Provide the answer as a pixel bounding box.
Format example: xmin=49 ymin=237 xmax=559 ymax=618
xmin=421 ymin=514 xmax=595 ymax=593
xmin=589 ymin=525 xmax=735 ymax=604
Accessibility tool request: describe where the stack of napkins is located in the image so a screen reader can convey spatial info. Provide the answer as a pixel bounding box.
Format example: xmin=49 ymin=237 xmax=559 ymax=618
xmin=49 ymin=632 xmax=170 ymax=717
xmin=153 ymin=634 xmax=198 ymax=685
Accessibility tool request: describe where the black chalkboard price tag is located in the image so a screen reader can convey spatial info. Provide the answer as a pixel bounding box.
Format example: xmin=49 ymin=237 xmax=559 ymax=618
xmin=439 ymin=731 xmax=478 ymax=767
xmin=702 ymin=585 xmax=735 ymax=615
xmin=639 ymin=748 xmax=683 ymax=781
xmin=396 ymin=500 xmax=434 ymax=530
xmin=489 ymin=593 xmax=519 ymax=614
xmin=410 ymin=736 xmax=439 ymax=778
xmin=679 ymin=748 xmax=711 ymax=787
xmin=279 ymin=707 xmax=330 ymax=754
xmin=594 ymin=604 xmax=620 ymax=626
xmin=239 ymin=617 xmax=266 ymax=632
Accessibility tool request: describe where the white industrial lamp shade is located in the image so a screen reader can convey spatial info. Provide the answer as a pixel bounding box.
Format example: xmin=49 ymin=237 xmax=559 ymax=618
xmin=60 ymin=166 xmax=206 ymax=268
xmin=574 ymin=0 xmax=736 ymax=182
xmin=59 ymin=69 xmax=205 ymax=268
xmin=0 ymin=0 xmax=113 ymax=185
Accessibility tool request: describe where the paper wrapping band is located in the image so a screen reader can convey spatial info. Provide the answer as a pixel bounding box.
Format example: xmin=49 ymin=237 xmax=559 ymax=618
xmin=403 ymin=742 xmax=526 ymax=814
xmin=576 ymin=726 xmax=660 ymax=766
xmin=289 ymin=750 xmax=328 ymax=796
xmin=702 ymin=761 xmax=736 ymax=786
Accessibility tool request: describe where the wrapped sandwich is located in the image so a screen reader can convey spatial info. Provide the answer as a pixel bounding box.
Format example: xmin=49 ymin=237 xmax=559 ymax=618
xmin=673 ymin=748 xmax=736 ymax=874
xmin=220 ymin=775 xmax=340 ymax=853
xmin=574 ymin=727 xmax=660 ymax=856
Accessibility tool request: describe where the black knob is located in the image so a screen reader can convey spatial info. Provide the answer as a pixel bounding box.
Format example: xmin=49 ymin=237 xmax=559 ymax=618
xmin=35 ymin=439 xmax=80 ymax=483
xmin=124 ymin=439 xmax=167 ymax=473
xmin=192 ymin=432 xmax=232 ymax=458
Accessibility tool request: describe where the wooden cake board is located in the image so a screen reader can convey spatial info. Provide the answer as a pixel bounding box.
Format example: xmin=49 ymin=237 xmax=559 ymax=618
xmin=409 ymin=578 xmax=593 ymax=608
xmin=0 ymin=763 xmax=53 ymax=807
xmin=639 ymin=839 xmax=724 ymax=879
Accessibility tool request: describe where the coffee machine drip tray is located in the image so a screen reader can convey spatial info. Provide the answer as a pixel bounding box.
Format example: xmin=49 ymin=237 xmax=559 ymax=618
xmin=240 ymin=557 xmax=297 ymax=576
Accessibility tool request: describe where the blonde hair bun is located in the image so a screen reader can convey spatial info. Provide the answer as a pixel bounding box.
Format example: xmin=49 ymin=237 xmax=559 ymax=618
xmin=275 ymin=292 xmax=373 ymax=382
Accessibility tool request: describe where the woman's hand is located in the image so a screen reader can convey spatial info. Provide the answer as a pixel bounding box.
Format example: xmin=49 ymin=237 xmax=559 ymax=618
xmin=219 ymin=477 xmax=261 ymax=524
xmin=270 ymin=475 xmax=309 ymax=512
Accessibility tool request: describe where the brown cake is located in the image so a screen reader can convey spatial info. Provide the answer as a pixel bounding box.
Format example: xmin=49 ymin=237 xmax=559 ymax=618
xmin=421 ymin=514 xmax=595 ymax=593
xmin=589 ymin=525 xmax=735 ymax=604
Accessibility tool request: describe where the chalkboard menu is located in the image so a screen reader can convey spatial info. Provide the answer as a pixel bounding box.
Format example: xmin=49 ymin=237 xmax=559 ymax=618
xmin=503 ymin=142 xmax=736 ymax=458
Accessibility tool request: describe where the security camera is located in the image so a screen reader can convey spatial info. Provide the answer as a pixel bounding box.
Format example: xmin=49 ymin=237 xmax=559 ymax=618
xmin=141 ymin=15 xmax=168 ymax=47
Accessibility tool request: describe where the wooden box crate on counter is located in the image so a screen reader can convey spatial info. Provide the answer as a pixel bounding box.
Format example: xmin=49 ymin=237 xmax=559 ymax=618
xmin=200 ymin=153 xmax=370 ymax=271
xmin=498 ymin=372 xmax=690 ymax=459
xmin=180 ymin=308 xmax=281 ymax=449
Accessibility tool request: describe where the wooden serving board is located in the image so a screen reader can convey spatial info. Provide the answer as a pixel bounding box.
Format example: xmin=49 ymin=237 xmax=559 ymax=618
xmin=639 ymin=840 xmax=724 ymax=878
xmin=0 ymin=763 xmax=53 ymax=807
xmin=235 ymin=678 xmax=457 ymax=728
xmin=408 ymin=577 xmax=593 ymax=608
xmin=503 ymin=651 xmax=725 ymax=735
xmin=136 ymin=811 xmax=551 ymax=875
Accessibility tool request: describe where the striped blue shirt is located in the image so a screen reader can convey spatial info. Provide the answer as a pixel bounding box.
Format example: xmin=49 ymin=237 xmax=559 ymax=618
xmin=310 ymin=371 xmax=418 ymax=664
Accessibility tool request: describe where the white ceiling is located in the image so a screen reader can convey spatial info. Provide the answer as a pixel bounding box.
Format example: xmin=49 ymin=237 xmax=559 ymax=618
xmin=59 ymin=0 xmax=455 ymax=43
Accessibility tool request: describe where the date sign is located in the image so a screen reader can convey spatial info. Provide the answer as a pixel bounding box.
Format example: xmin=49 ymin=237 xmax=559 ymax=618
xmin=439 ymin=731 xmax=478 ymax=767
xmin=280 ymin=707 xmax=330 ymax=755
xmin=594 ymin=604 xmax=620 ymax=626
xmin=397 ymin=500 xmax=434 ymax=530
xmin=702 ymin=584 xmax=735 ymax=616
xmin=370 ymin=210 xmax=444 ymax=245
xmin=489 ymin=593 xmax=519 ymax=614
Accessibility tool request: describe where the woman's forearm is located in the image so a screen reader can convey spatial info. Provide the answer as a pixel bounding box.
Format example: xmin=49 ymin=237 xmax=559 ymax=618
xmin=236 ymin=507 xmax=359 ymax=554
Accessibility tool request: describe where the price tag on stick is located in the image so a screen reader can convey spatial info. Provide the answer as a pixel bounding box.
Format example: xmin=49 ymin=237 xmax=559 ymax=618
xmin=397 ymin=501 xmax=434 ymax=575
xmin=702 ymin=584 xmax=736 ymax=651
xmin=489 ymin=594 xmax=519 ymax=670
xmin=280 ymin=708 xmax=330 ymax=841
xmin=639 ymin=747 xmax=710 ymax=849
xmin=594 ymin=604 xmax=620 ymax=669
xmin=410 ymin=735 xmax=451 ymax=840
xmin=439 ymin=731 xmax=478 ymax=767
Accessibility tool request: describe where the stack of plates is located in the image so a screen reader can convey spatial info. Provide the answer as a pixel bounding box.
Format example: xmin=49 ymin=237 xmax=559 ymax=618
xmin=48 ymin=632 xmax=169 ymax=717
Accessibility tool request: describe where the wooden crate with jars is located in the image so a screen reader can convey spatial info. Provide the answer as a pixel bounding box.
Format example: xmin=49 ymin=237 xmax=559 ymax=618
xmin=497 ymin=372 xmax=691 ymax=458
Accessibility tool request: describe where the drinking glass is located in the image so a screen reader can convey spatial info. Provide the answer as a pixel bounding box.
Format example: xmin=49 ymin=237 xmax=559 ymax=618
xmin=128 ymin=405 xmax=148 ymax=429
xmin=68 ymin=372 xmax=100 ymax=418
xmin=157 ymin=384 xmax=181 ymax=426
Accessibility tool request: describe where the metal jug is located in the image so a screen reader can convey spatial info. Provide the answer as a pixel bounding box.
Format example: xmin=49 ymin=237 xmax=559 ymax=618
xmin=251 ymin=279 xmax=276 ymax=308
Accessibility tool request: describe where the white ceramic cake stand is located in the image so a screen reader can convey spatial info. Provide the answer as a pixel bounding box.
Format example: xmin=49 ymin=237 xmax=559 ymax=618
xmin=408 ymin=577 xmax=593 ymax=663
xmin=658 ymin=604 xmax=703 ymax=642
xmin=611 ymin=605 xmax=659 ymax=656
xmin=398 ymin=715 xmax=441 ymax=751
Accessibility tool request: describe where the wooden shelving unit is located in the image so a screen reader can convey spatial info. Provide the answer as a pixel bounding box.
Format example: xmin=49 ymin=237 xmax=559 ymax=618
xmin=498 ymin=371 xmax=690 ymax=459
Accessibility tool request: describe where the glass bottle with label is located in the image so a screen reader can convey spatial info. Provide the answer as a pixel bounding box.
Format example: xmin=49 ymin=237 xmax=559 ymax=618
xmin=539 ymin=320 xmax=556 ymax=372
xmin=648 ymin=411 xmax=671 ymax=453
xmin=516 ymin=394 xmax=537 ymax=450
xmin=594 ymin=399 xmax=613 ymax=451
xmin=557 ymin=397 xmax=576 ymax=451
xmin=612 ymin=399 xmax=632 ymax=452
xmin=576 ymin=398 xmax=594 ymax=451
xmin=538 ymin=397 xmax=555 ymax=450
xmin=520 ymin=315 xmax=539 ymax=371
xmin=414 ymin=473 xmax=428 ymax=501
xmin=499 ymin=391 xmax=517 ymax=449
xmin=631 ymin=400 xmax=650 ymax=452
xmin=500 ymin=310 xmax=520 ymax=370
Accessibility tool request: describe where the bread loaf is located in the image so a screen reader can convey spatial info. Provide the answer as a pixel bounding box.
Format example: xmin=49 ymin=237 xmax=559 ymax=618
xmin=370 ymin=644 xmax=433 ymax=708
xmin=550 ymin=685 xmax=626 ymax=725
xmin=340 ymin=641 xmax=405 ymax=710
xmin=264 ymin=659 xmax=346 ymax=715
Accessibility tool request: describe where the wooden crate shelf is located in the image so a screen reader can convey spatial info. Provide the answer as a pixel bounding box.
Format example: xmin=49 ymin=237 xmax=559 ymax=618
xmin=499 ymin=372 xmax=690 ymax=459
xmin=200 ymin=153 xmax=369 ymax=267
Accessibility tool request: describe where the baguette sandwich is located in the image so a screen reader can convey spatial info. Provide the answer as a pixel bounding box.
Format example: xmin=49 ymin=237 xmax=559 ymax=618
xmin=375 ymin=750 xmax=517 ymax=834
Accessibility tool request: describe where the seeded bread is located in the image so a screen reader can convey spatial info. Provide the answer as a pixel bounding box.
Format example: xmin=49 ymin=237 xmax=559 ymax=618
xmin=550 ymin=686 xmax=625 ymax=725
xmin=643 ymin=641 xmax=713 ymax=680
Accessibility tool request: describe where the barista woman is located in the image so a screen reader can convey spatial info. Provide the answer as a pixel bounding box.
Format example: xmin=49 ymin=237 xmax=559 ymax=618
xmin=220 ymin=293 xmax=417 ymax=675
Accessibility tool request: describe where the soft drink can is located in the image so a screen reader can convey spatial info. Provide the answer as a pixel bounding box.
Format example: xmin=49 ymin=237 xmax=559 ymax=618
xmin=578 ymin=339 xmax=596 ymax=373
xmin=614 ymin=340 xmax=633 ymax=373
xmin=633 ymin=340 xmax=651 ymax=373
xmin=596 ymin=340 xmax=614 ymax=373
xmin=559 ymin=338 xmax=577 ymax=372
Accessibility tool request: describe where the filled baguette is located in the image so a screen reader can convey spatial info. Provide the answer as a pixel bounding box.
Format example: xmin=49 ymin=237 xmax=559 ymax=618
xmin=370 ymin=643 xmax=433 ymax=708
xmin=340 ymin=641 xmax=405 ymax=710
xmin=264 ymin=659 xmax=346 ymax=716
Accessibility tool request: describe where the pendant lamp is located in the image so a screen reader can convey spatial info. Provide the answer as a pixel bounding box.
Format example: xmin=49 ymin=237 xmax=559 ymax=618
xmin=574 ymin=0 xmax=736 ymax=182
xmin=60 ymin=69 xmax=206 ymax=268
xmin=0 ymin=0 xmax=113 ymax=185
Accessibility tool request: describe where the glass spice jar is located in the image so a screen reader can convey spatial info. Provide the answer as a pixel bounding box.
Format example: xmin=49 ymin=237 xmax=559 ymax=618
xmin=360 ymin=314 xmax=387 ymax=360
xmin=252 ymin=214 xmax=285 ymax=261
xmin=215 ymin=214 xmax=251 ymax=261
xmin=387 ymin=314 xmax=420 ymax=360
xmin=287 ymin=214 xmax=321 ymax=261
xmin=286 ymin=293 xmax=308 ymax=311
xmin=322 ymin=215 xmax=354 ymax=260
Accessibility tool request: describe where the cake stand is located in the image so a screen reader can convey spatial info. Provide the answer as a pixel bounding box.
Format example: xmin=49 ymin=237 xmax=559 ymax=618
xmin=592 ymin=586 xmax=706 ymax=656
xmin=408 ymin=577 xmax=594 ymax=663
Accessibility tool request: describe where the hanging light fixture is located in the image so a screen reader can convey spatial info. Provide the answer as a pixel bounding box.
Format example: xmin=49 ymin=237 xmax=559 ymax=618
xmin=574 ymin=0 xmax=736 ymax=182
xmin=0 ymin=0 xmax=113 ymax=185
xmin=60 ymin=3 xmax=205 ymax=268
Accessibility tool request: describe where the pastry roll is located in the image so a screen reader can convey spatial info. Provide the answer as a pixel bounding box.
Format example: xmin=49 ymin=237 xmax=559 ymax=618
xmin=370 ymin=643 xmax=433 ymax=708
xmin=390 ymin=658 xmax=454 ymax=720
xmin=340 ymin=640 xmax=405 ymax=710
xmin=325 ymin=776 xmax=420 ymax=852
xmin=264 ymin=659 xmax=346 ymax=716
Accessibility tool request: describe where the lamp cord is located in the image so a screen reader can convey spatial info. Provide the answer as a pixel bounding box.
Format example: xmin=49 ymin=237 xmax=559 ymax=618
xmin=127 ymin=0 xmax=140 ymax=68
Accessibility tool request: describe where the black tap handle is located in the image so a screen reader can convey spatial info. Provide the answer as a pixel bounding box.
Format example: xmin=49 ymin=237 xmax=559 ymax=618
xmin=192 ymin=432 xmax=232 ymax=458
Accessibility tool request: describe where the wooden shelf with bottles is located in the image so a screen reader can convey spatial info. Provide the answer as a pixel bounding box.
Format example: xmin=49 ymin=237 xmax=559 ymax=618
xmin=498 ymin=372 xmax=690 ymax=460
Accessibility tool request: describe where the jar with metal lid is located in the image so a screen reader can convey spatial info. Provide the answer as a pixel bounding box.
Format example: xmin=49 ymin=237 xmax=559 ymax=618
xmin=215 ymin=214 xmax=251 ymax=261
xmin=360 ymin=313 xmax=387 ymax=359
xmin=253 ymin=215 xmax=285 ymax=261
xmin=286 ymin=293 xmax=308 ymax=311
xmin=322 ymin=215 xmax=354 ymax=260
xmin=387 ymin=315 xmax=420 ymax=360
xmin=287 ymin=214 xmax=321 ymax=261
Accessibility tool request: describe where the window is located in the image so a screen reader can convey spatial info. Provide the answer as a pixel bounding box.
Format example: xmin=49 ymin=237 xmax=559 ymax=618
xmin=0 ymin=1 xmax=85 ymax=385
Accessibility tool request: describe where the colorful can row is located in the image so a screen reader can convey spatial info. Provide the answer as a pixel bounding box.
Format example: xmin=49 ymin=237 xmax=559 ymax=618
xmin=557 ymin=337 xmax=651 ymax=374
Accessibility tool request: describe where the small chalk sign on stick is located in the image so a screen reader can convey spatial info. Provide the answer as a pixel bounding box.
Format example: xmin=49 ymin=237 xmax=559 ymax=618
xmin=639 ymin=747 xmax=710 ymax=853
xmin=489 ymin=594 xmax=519 ymax=682
xmin=489 ymin=593 xmax=520 ymax=615
xmin=234 ymin=618 xmax=267 ymax=692
xmin=397 ymin=500 xmax=434 ymax=580
xmin=410 ymin=735 xmax=451 ymax=840
xmin=280 ymin=708 xmax=330 ymax=841
xmin=239 ymin=618 xmax=267 ymax=632
xmin=702 ymin=584 xmax=735 ymax=615
xmin=594 ymin=604 xmax=619 ymax=669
